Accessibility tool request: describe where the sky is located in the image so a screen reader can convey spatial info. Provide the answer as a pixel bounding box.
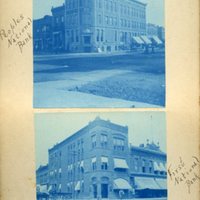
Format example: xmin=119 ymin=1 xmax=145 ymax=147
xmin=35 ymin=112 xmax=166 ymax=168
xmin=33 ymin=0 xmax=164 ymax=26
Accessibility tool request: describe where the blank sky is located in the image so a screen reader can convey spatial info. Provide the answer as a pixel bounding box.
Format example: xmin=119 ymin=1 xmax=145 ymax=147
xmin=33 ymin=0 xmax=164 ymax=26
xmin=35 ymin=112 xmax=166 ymax=168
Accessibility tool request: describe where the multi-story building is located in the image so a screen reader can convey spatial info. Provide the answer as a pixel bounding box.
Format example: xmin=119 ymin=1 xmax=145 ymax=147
xmin=65 ymin=0 xmax=147 ymax=52
xmin=36 ymin=165 xmax=49 ymax=199
xmin=33 ymin=5 xmax=65 ymax=54
xmin=157 ymin=26 xmax=165 ymax=42
xmin=51 ymin=4 xmax=65 ymax=52
xmin=36 ymin=164 xmax=49 ymax=186
xmin=33 ymin=15 xmax=53 ymax=53
xmin=146 ymin=23 xmax=158 ymax=37
xmin=130 ymin=143 xmax=167 ymax=198
xmin=44 ymin=117 xmax=167 ymax=199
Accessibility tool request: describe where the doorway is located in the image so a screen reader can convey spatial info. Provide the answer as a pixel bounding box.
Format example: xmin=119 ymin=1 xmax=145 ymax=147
xmin=101 ymin=184 xmax=108 ymax=198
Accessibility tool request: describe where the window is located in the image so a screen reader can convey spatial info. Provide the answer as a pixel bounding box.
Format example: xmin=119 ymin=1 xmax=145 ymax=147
xmin=81 ymin=180 xmax=84 ymax=192
xmin=115 ymin=31 xmax=117 ymax=42
xmin=105 ymin=16 xmax=109 ymax=25
xmin=101 ymin=157 xmax=108 ymax=170
xmin=98 ymin=14 xmax=102 ymax=24
xmin=101 ymin=30 xmax=104 ymax=42
xmin=101 ymin=134 xmax=108 ymax=147
xmin=76 ymin=30 xmax=79 ymax=42
xmin=91 ymin=135 xmax=96 ymax=148
xmin=113 ymin=138 xmax=125 ymax=151
xmin=92 ymin=157 xmax=97 ymax=170
xmin=71 ymin=30 xmax=74 ymax=42
xmin=96 ymin=29 xmax=100 ymax=42
xmin=149 ymin=161 xmax=153 ymax=173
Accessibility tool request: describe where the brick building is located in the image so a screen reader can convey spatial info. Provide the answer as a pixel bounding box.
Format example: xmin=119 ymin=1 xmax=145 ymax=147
xmin=33 ymin=15 xmax=53 ymax=53
xmin=36 ymin=117 xmax=167 ymax=199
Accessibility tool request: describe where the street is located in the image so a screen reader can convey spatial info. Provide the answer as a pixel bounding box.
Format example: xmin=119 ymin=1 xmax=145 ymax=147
xmin=34 ymin=52 xmax=165 ymax=108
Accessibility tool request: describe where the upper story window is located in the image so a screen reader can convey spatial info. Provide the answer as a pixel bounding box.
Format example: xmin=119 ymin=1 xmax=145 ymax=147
xmin=142 ymin=159 xmax=146 ymax=173
xmin=91 ymin=135 xmax=97 ymax=148
xmin=113 ymin=137 xmax=125 ymax=151
xmin=92 ymin=157 xmax=97 ymax=171
xmin=100 ymin=134 xmax=108 ymax=148
xmin=56 ymin=17 xmax=59 ymax=24
xmin=101 ymin=156 xmax=108 ymax=170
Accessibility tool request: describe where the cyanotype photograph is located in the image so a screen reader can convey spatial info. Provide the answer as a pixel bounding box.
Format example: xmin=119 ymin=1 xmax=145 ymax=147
xmin=33 ymin=0 xmax=165 ymax=108
xmin=35 ymin=112 xmax=167 ymax=199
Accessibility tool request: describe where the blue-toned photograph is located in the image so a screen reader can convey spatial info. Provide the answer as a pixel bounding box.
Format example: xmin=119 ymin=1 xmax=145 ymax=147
xmin=35 ymin=112 xmax=167 ymax=199
xmin=33 ymin=0 xmax=165 ymax=108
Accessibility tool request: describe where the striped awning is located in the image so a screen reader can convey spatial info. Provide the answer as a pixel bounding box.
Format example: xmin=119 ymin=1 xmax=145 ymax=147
xmin=134 ymin=177 xmax=160 ymax=190
xmin=92 ymin=157 xmax=97 ymax=163
xmin=113 ymin=178 xmax=132 ymax=190
xmin=133 ymin=36 xmax=144 ymax=44
xmin=101 ymin=156 xmax=108 ymax=163
xmin=37 ymin=185 xmax=49 ymax=194
xmin=155 ymin=178 xmax=167 ymax=189
xmin=152 ymin=35 xmax=162 ymax=44
xmin=80 ymin=160 xmax=84 ymax=168
xmin=159 ymin=163 xmax=166 ymax=172
xmin=75 ymin=181 xmax=80 ymax=191
xmin=154 ymin=162 xmax=161 ymax=171
xmin=114 ymin=158 xmax=129 ymax=169
xmin=140 ymin=35 xmax=152 ymax=44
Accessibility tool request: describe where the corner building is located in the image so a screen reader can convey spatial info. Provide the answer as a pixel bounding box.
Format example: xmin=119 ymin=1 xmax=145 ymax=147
xmin=65 ymin=0 xmax=147 ymax=52
xmin=48 ymin=117 xmax=167 ymax=199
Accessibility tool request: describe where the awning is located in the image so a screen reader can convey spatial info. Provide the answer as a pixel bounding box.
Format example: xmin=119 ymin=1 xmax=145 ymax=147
xmin=68 ymin=165 xmax=73 ymax=170
xmin=159 ymin=163 xmax=166 ymax=172
xmin=154 ymin=162 xmax=161 ymax=171
xmin=152 ymin=35 xmax=162 ymax=44
xmin=114 ymin=158 xmax=129 ymax=169
xmin=92 ymin=157 xmax=97 ymax=163
xmin=80 ymin=160 xmax=84 ymax=168
xmin=140 ymin=36 xmax=152 ymax=44
xmin=133 ymin=36 xmax=144 ymax=44
xmin=134 ymin=177 xmax=160 ymax=190
xmin=113 ymin=178 xmax=132 ymax=190
xmin=155 ymin=178 xmax=167 ymax=189
xmin=37 ymin=185 xmax=49 ymax=194
xmin=48 ymin=185 xmax=52 ymax=192
xmin=101 ymin=156 xmax=108 ymax=163
xmin=75 ymin=181 xmax=80 ymax=191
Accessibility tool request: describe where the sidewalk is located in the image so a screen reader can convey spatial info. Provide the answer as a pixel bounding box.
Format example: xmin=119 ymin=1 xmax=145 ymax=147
xmin=34 ymin=49 xmax=164 ymax=62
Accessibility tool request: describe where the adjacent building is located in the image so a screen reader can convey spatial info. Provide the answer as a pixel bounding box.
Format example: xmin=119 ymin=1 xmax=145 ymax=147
xmin=33 ymin=15 xmax=53 ymax=53
xmin=65 ymin=0 xmax=147 ymax=52
xmin=33 ymin=5 xmax=65 ymax=54
xmin=36 ymin=117 xmax=167 ymax=199
xmin=51 ymin=4 xmax=65 ymax=52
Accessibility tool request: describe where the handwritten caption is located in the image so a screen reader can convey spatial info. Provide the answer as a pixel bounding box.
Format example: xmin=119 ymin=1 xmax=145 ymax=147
xmin=168 ymin=156 xmax=200 ymax=194
xmin=0 ymin=14 xmax=32 ymax=53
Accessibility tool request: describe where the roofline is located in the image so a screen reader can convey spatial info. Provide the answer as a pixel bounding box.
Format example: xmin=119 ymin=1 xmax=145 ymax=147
xmin=49 ymin=118 xmax=128 ymax=152
xmin=130 ymin=145 xmax=166 ymax=157
xmin=131 ymin=0 xmax=147 ymax=6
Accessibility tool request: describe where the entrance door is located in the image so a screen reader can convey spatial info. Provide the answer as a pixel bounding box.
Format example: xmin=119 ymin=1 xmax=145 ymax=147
xmin=101 ymin=184 xmax=108 ymax=198
xmin=93 ymin=184 xmax=97 ymax=198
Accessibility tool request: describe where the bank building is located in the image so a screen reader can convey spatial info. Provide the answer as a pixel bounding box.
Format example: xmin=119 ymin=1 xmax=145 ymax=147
xmin=65 ymin=0 xmax=146 ymax=52
xmin=36 ymin=117 xmax=167 ymax=199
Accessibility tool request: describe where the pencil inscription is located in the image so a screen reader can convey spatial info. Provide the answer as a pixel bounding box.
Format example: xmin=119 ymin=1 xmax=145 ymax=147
xmin=0 ymin=14 xmax=32 ymax=53
xmin=168 ymin=156 xmax=200 ymax=194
